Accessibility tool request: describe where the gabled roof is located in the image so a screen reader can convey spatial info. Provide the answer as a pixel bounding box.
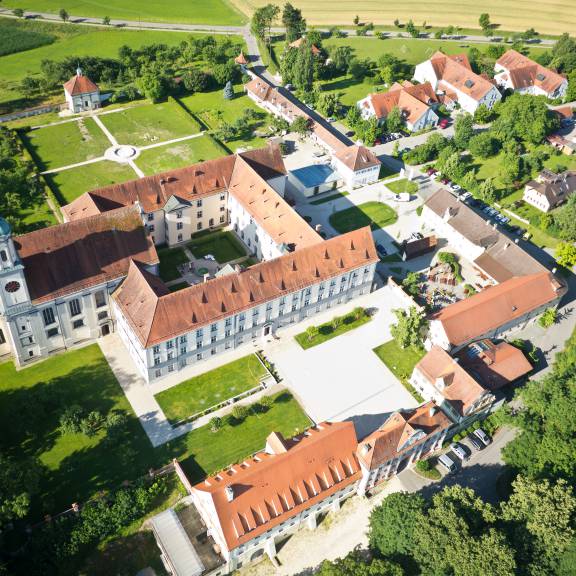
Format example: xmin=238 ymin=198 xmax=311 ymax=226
xmin=525 ymin=170 xmax=576 ymax=209
xmin=112 ymin=226 xmax=377 ymax=347
xmin=239 ymin=144 xmax=287 ymax=181
xmin=63 ymin=73 xmax=99 ymax=96
xmin=15 ymin=205 xmax=158 ymax=303
xmin=357 ymin=401 xmax=451 ymax=470
xmin=414 ymin=346 xmax=491 ymax=417
xmin=289 ymin=37 xmax=321 ymax=55
xmin=429 ymin=273 xmax=563 ymax=348
xmin=191 ymin=422 xmax=360 ymax=550
xmin=334 ymin=145 xmax=380 ymax=171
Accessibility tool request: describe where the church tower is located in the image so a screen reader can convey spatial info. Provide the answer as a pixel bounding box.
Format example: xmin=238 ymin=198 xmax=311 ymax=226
xmin=0 ymin=218 xmax=31 ymax=314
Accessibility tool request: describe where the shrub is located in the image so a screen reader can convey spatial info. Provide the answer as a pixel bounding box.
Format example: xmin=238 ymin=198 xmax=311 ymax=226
xmin=258 ymin=395 xmax=274 ymax=412
xmin=209 ymin=416 xmax=223 ymax=432
xmin=232 ymin=404 xmax=249 ymax=421
xmin=79 ymin=411 xmax=103 ymax=437
xmin=59 ymin=405 xmax=84 ymax=435
xmin=538 ymin=308 xmax=558 ymax=328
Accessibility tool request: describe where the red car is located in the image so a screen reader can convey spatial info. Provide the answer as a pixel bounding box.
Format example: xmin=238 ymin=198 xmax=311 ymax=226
xmin=426 ymin=168 xmax=437 ymax=176
xmin=441 ymin=178 xmax=450 ymax=185
xmin=439 ymin=118 xmax=450 ymax=129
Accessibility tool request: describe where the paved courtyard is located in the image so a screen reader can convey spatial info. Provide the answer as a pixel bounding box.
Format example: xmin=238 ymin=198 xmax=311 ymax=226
xmin=263 ymin=285 xmax=418 ymax=440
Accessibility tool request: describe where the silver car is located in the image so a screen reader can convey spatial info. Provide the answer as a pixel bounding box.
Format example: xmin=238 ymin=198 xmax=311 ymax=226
xmin=473 ymin=428 xmax=492 ymax=446
xmin=450 ymin=442 xmax=469 ymax=462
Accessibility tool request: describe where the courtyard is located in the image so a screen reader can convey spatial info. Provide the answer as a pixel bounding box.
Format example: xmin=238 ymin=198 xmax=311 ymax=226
xmin=264 ymin=284 xmax=419 ymax=440
xmin=329 ymin=201 xmax=398 ymax=233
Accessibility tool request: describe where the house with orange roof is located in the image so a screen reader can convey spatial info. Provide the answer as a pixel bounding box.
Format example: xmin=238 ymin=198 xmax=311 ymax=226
xmin=357 ymin=81 xmax=439 ymax=131
xmin=169 ymin=422 xmax=361 ymax=572
xmin=410 ymin=346 xmax=496 ymax=425
xmin=289 ymin=37 xmax=322 ymax=56
xmin=331 ymin=145 xmax=381 ymax=189
xmin=63 ymin=67 xmax=101 ymax=113
xmin=356 ymin=401 xmax=451 ymax=493
xmin=494 ymin=50 xmax=567 ymax=99
xmin=414 ymin=52 xmax=501 ymax=114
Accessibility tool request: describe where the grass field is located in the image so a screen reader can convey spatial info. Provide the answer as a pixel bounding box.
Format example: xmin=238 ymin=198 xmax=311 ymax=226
xmin=329 ymin=201 xmax=397 ymax=233
xmin=100 ymin=102 xmax=201 ymax=147
xmin=44 ymin=160 xmax=136 ymax=204
xmin=233 ymin=0 xmax=573 ymax=35
xmin=21 ymin=118 xmax=110 ymax=171
xmin=157 ymin=246 xmax=189 ymax=282
xmin=2 ymin=0 xmax=245 ymax=25
xmin=156 ymin=355 xmax=267 ymax=422
xmin=137 ymin=134 xmax=226 ymax=176
xmin=386 ymin=178 xmax=419 ymax=195
xmin=0 ymin=19 xmax=54 ymax=56
xmin=188 ymin=229 xmax=246 ymax=263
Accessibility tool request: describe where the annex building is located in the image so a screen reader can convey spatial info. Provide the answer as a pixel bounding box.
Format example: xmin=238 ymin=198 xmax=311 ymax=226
xmin=0 ymin=145 xmax=378 ymax=380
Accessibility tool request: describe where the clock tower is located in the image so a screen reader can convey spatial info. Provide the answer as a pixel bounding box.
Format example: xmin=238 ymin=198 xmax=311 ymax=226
xmin=0 ymin=217 xmax=31 ymax=314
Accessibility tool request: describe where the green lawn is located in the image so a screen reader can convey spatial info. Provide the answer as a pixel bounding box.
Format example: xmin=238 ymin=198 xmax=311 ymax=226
xmin=137 ymin=134 xmax=226 ymax=176
xmin=157 ymin=246 xmax=189 ymax=282
xmin=329 ymin=201 xmax=397 ymax=233
xmin=3 ymin=0 xmax=245 ymax=25
xmin=156 ymin=354 xmax=267 ymax=423
xmin=295 ymin=309 xmax=372 ymax=350
xmin=310 ymin=191 xmax=350 ymax=205
xmin=373 ymin=340 xmax=425 ymax=402
xmin=386 ymin=178 xmax=419 ymax=195
xmin=19 ymin=196 xmax=58 ymax=231
xmin=21 ymin=118 xmax=110 ymax=171
xmin=100 ymin=101 xmax=201 ymax=147
xmin=169 ymin=281 xmax=190 ymax=292
xmin=188 ymin=229 xmax=246 ymax=263
xmin=44 ymin=160 xmax=137 ymax=205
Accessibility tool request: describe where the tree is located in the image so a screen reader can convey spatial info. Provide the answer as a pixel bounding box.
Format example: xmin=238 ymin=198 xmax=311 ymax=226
xmin=369 ymin=492 xmax=426 ymax=560
xmin=223 ymin=80 xmax=234 ymax=100
xmin=390 ymin=307 xmax=427 ymax=349
xmin=402 ymin=272 xmax=421 ymax=297
xmin=0 ymin=454 xmax=40 ymax=525
xmin=182 ymin=68 xmax=211 ymax=93
xmin=469 ymin=132 xmax=500 ymax=158
xmin=556 ymin=242 xmax=576 ymax=268
xmin=79 ymin=411 xmax=103 ymax=437
xmin=353 ymin=15 xmax=359 ymax=26
xmin=348 ymin=59 xmax=369 ymax=82
xmin=232 ymin=404 xmax=249 ymax=421
xmin=136 ymin=73 xmax=166 ymax=102
xmin=317 ymin=553 xmax=403 ymax=575
xmin=454 ymin=112 xmax=475 ymax=149
xmin=292 ymin=115 xmax=310 ymax=137
xmin=385 ymin=106 xmax=404 ymax=133
xmin=479 ymin=13 xmax=491 ymax=30
xmin=282 ymin=2 xmax=306 ymax=42
xmin=102 ymin=15 xmax=110 ymax=25
xmin=305 ymin=325 xmax=319 ymax=342
xmin=59 ymin=8 xmax=69 ymax=22
xmin=330 ymin=45 xmax=353 ymax=74
xmin=316 ymin=92 xmax=342 ymax=117
xmin=251 ymin=4 xmax=279 ymax=41
xmin=554 ymin=195 xmax=576 ymax=241
xmin=442 ymin=151 xmax=465 ymax=181
xmin=209 ymin=416 xmax=222 ymax=432
xmin=500 ymin=151 xmax=522 ymax=184
xmin=293 ymin=42 xmax=315 ymax=91
xmin=13 ymin=7 xmax=24 ymax=17
xmin=405 ymin=20 xmax=419 ymax=38
xmin=566 ymin=70 xmax=576 ymax=103
xmin=59 ymin=404 xmax=84 ymax=435
xmin=478 ymin=177 xmax=497 ymax=204
xmin=538 ymin=307 xmax=558 ymax=328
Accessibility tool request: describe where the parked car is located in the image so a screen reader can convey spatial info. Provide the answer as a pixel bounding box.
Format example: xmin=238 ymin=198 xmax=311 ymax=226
xmin=450 ymin=442 xmax=469 ymax=462
xmin=450 ymin=183 xmax=461 ymax=191
xmin=438 ymin=453 xmax=457 ymax=473
xmin=327 ymin=117 xmax=336 ymax=123
xmin=467 ymin=434 xmax=484 ymax=451
xmin=410 ymin=231 xmax=424 ymax=240
xmin=483 ymin=206 xmax=492 ymax=214
xmin=441 ymin=178 xmax=450 ymax=185
xmin=439 ymin=118 xmax=450 ymax=129
xmin=284 ymin=83 xmax=294 ymax=91
xmin=346 ymin=130 xmax=355 ymax=137
xmin=500 ymin=216 xmax=510 ymax=224
xmin=473 ymin=429 xmax=492 ymax=446
xmin=394 ymin=193 xmax=411 ymax=202
xmin=376 ymin=243 xmax=387 ymax=257
xmin=426 ymin=168 xmax=437 ymax=176
xmin=461 ymin=192 xmax=472 ymax=200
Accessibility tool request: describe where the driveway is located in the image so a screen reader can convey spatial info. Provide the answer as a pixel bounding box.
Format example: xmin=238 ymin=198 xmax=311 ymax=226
xmin=264 ymin=285 xmax=418 ymax=439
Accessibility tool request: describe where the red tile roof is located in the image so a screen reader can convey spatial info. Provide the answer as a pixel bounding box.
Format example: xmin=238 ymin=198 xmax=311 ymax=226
xmin=357 ymin=401 xmax=451 ymax=470
xmin=112 ymin=226 xmax=377 ymax=347
xmin=63 ymin=73 xmax=99 ymax=95
xmin=334 ymin=145 xmax=380 ymax=171
xmin=289 ymin=37 xmax=321 ymax=55
xmin=429 ymin=273 xmax=564 ymax=348
xmin=15 ymin=205 xmax=158 ymax=304
xmin=191 ymin=422 xmax=360 ymax=550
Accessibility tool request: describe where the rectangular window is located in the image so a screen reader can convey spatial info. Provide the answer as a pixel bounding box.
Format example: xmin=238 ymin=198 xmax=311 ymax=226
xmin=176 ymin=222 xmax=183 ymax=230
xmin=211 ymin=323 xmax=217 ymax=332
xmin=211 ymin=348 xmax=216 ymax=356
xmin=155 ymin=369 xmax=161 ymax=378
xmin=220 ymin=194 xmax=225 ymax=201
xmin=153 ymin=345 xmax=160 ymax=354
xmin=69 ymin=299 xmax=81 ymax=317
xmin=149 ymin=224 xmax=155 ymax=232
xmin=177 ymin=234 xmax=183 ymax=242
xmin=147 ymin=213 xmax=154 ymax=221
xmin=219 ymin=215 xmax=225 ymax=223
xmin=180 ymin=347 xmax=187 ymax=355
xmin=42 ymin=308 xmax=55 ymax=326
xmin=167 ymin=352 xmax=174 ymax=360
xmin=197 ymin=199 xmax=202 ymax=207
xmin=197 ymin=353 xmax=202 ymax=360
xmin=168 ymin=364 xmax=175 ymax=373
xmin=166 ymin=340 xmax=174 ymax=349
xmin=154 ymin=356 xmax=160 ymax=366
xmin=211 ymin=335 xmax=217 ymax=343
xmin=209 ymin=218 xmax=214 ymax=227
xmin=97 ymin=311 xmax=108 ymax=321
xmin=225 ymin=329 xmax=231 ymax=337
xmin=196 ymin=341 xmax=202 ymax=350
xmin=72 ymin=319 xmax=84 ymax=329
xmin=238 ymin=325 xmax=244 ymax=332
xmin=197 ymin=222 xmax=203 ymax=230
xmin=180 ymin=335 xmax=187 ymax=343
xmin=176 ymin=210 xmax=182 ymax=219
xmin=225 ymin=318 xmax=231 ymax=327
xmin=94 ymin=290 xmax=106 ymax=308
xmin=197 ymin=211 xmax=203 ymax=218
xmin=220 ymin=206 xmax=226 ymax=212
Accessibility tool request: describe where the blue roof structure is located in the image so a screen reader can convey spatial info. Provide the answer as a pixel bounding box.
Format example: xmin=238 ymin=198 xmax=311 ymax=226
xmin=291 ymin=164 xmax=339 ymax=189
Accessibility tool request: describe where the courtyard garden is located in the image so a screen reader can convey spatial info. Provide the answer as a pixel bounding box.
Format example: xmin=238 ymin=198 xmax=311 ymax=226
xmin=373 ymin=340 xmax=426 ymax=402
xmin=386 ymin=178 xmax=419 ymax=196
xmin=157 ymin=246 xmax=189 ymax=282
xmin=188 ymin=229 xmax=247 ymax=263
xmin=329 ymin=201 xmax=397 ymax=233
xmin=295 ymin=307 xmax=371 ymax=349
xmin=155 ymin=354 xmax=268 ymax=423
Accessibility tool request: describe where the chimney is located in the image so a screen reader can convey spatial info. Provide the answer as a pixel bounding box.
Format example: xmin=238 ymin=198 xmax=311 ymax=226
xmin=203 ymin=273 xmax=209 ymax=284
xmin=225 ymin=485 xmax=234 ymax=502
xmin=429 ymin=405 xmax=438 ymax=417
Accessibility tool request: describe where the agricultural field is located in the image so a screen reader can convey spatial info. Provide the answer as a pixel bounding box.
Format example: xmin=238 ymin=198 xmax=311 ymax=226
xmin=2 ymin=0 xmax=245 ymax=25
xmin=21 ymin=118 xmax=110 ymax=171
xmin=232 ymin=0 xmax=573 ymax=35
xmin=0 ymin=19 xmax=54 ymax=56
xmin=137 ymin=134 xmax=226 ymax=176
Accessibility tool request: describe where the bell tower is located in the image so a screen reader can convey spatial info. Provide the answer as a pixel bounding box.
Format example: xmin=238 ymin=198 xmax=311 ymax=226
xmin=0 ymin=218 xmax=31 ymax=314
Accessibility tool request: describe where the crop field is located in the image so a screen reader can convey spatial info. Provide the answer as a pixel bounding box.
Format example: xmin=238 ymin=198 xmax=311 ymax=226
xmin=2 ymin=0 xmax=245 ymax=25
xmin=233 ymin=0 xmax=574 ymax=35
xmin=0 ymin=20 xmax=54 ymax=56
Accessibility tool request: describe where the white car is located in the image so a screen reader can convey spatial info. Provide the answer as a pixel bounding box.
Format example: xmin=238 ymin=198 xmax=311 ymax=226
xmin=450 ymin=442 xmax=469 ymax=462
xmin=450 ymin=184 xmax=461 ymax=191
xmin=438 ymin=454 xmax=457 ymax=473
xmin=473 ymin=429 xmax=492 ymax=446
xmin=461 ymin=192 xmax=472 ymax=200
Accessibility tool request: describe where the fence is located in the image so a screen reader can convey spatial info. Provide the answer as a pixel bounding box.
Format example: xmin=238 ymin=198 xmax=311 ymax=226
xmin=0 ymin=103 xmax=64 ymax=124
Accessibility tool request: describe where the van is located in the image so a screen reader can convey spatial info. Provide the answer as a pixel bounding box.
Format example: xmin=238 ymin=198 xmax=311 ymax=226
xmin=450 ymin=442 xmax=469 ymax=462
xmin=473 ymin=428 xmax=492 ymax=446
xmin=438 ymin=454 xmax=457 ymax=473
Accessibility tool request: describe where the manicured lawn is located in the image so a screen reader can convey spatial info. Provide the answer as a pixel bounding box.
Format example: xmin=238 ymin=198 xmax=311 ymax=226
xmin=295 ymin=309 xmax=372 ymax=349
xmin=3 ymin=0 xmax=245 ymax=25
xmin=373 ymin=340 xmax=425 ymax=402
xmin=310 ymin=191 xmax=350 ymax=205
xmin=188 ymin=229 xmax=246 ymax=263
xmin=136 ymin=134 xmax=226 ymax=176
xmin=157 ymin=246 xmax=189 ymax=282
xmin=21 ymin=117 xmax=110 ymax=171
xmin=19 ymin=197 xmax=58 ymax=231
xmin=156 ymin=354 xmax=268 ymax=423
xmin=329 ymin=201 xmax=397 ymax=233
xmin=100 ymin=101 xmax=201 ymax=147
xmin=175 ymin=390 xmax=311 ymax=483
xmin=386 ymin=178 xmax=419 ymax=195
xmin=380 ymin=163 xmax=400 ymax=179
xmin=169 ymin=281 xmax=190 ymax=292
xmin=44 ymin=160 xmax=137 ymax=205
xmin=0 ymin=345 xmax=158 ymax=517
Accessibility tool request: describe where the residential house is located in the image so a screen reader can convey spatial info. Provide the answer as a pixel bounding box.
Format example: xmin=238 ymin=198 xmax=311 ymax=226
xmin=494 ymin=50 xmax=567 ymax=99
xmin=546 ymin=134 xmax=576 ymax=155
xmin=63 ymin=67 xmax=101 ymax=113
xmin=523 ymin=169 xmax=576 ymax=212
xmin=356 ymin=401 xmax=451 ymax=493
xmin=289 ymin=37 xmax=322 ymax=56
xmin=172 ymin=422 xmax=361 ymax=573
xmin=357 ymin=81 xmax=439 ymax=131
xmin=331 ymin=145 xmax=381 ymax=189
xmin=413 ymin=52 xmax=501 ymax=114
